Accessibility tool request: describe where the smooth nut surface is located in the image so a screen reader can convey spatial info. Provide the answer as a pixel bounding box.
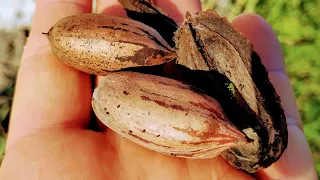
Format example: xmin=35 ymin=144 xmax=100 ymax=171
xmin=45 ymin=13 xmax=176 ymax=75
xmin=92 ymin=72 xmax=250 ymax=158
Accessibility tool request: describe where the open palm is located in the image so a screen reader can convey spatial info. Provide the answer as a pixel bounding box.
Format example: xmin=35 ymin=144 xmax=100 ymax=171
xmin=0 ymin=0 xmax=316 ymax=179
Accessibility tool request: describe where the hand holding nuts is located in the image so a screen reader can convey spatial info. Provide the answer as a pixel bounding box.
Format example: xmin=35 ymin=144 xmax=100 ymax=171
xmin=44 ymin=0 xmax=288 ymax=174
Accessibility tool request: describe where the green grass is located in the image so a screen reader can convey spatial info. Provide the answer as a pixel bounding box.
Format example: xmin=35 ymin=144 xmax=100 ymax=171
xmin=202 ymin=0 xmax=320 ymax=177
xmin=0 ymin=86 xmax=12 ymax=165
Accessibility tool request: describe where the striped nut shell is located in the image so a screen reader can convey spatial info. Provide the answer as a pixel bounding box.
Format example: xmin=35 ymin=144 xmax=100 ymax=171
xmin=92 ymin=71 xmax=251 ymax=158
xmin=44 ymin=13 xmax=176 ymax=75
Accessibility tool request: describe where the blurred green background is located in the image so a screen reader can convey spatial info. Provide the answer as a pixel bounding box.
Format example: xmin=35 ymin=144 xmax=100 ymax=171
xmin=0 ymin=0 xmax=319 ymax=177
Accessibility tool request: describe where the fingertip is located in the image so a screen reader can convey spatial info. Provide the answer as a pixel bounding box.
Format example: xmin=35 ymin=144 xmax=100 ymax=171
xmin=232 ymin=13 xmax=302 ymax=131
xmin=96 ymin=0 xmax=202 ymax=24
xmin=231 ymin=13 xmax=286 ymax=72
xmin=26 ymin=0 xmax=93 ymax=58
xmin=32 ymin=0 xmax=92 ymax=34
xmin=96 ymin=0 xmax=127 ymax=17
xmin=255 ymin=125 xmax=317 ymax=180
xmin=155 ymin=0 xmax=202 ymax=24
xmin=268 ymin=72 xmax=301 ymax=125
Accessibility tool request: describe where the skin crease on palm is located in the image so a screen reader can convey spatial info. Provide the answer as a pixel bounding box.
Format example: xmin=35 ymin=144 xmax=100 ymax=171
xmin=0 ymin=0 xmax=317 ymax=179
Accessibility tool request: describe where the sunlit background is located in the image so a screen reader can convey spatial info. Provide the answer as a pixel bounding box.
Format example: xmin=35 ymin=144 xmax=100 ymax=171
xmin=0 ymin=0 xmax=319 ymax=177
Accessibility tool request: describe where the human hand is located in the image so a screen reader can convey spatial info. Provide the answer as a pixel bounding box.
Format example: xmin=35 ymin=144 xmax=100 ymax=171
xmin=0 ymin=0 xmax=317 ymax=179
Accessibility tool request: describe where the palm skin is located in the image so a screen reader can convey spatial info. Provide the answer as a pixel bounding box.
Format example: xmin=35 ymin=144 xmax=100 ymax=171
xmin=0 ymin=0 xmax=317 ymax=180
xmin=1 ymin=128 xmax=252 ymax=179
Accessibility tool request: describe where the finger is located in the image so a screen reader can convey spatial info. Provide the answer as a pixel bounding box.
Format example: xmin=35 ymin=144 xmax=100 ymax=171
xmin=96 ymin=0 xmax=202 ymax=23
xmin=96 ymin=0 xmax=127 ymax=17
xmin=154 ymin=0 xmax=202 ymax=23
xmin=7 ymin=0 xmax=93 ymax=149
xmin=186 ymin=156 xmax=255 ymax=180
xmin=232 ymin=14 xmax=301 ymax=127
xmin=232 ymin=14 xmax=285 ymax=72
xmin=231 ymin=14 xmax=317 ymax=179
xmin=256 ymin=125 xmax=317 ymax=180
